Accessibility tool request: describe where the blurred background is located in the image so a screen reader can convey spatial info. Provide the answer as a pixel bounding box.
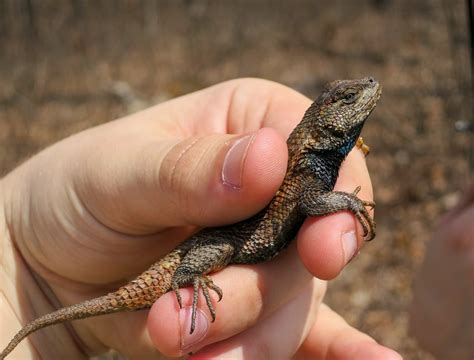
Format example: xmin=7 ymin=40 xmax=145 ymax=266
xmin=0 ymin=1 xmax=472 ymax=359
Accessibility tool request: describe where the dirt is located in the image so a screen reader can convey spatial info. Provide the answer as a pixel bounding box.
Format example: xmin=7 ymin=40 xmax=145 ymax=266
xmin=0 ymin=1 xmax=472 ymax=359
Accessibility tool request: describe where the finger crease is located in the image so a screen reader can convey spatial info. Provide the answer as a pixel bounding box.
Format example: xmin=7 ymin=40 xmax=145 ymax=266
xmin=170 ymin=137 xmax=201 ymax=191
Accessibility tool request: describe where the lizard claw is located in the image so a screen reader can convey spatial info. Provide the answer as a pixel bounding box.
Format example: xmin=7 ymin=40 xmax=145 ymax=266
xmin=172 ymin=284 xmax=183 ymax=309
xmin=352 ymin=187 xmax=376 ymax=209
xmin=362 ymin=199 xmax=376 ymax=209
xmin=190 ymin=276 xmax=222 ymax=334
xmin=354 ymin=207 xmax=376 ymax=241
xmin=206 ymin=278 xmax=223 ymax=302
xmin=347 ymin=188 xmax=376 ymax=241
xmin=352 ymin=186 xmax=362 ymax=196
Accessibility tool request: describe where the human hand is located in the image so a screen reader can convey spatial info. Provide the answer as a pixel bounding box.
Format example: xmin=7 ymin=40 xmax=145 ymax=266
xmin=410 ymin=182 xmax=474 ymax=360
xmin=0 ymin=78 xmax=400 ymax=359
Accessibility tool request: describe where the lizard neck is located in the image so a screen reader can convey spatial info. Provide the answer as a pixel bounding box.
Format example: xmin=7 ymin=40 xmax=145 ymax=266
xmin=296 ymin=122 xmax=364 ymax=191
xmin=305 ymin=150 xmax=346 ymax=191
xmin=336 ymin=124 xmax=363 ymax=156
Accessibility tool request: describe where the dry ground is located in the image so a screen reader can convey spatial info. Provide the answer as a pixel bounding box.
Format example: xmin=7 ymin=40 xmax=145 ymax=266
xmin=0 ymin=1 xmax=472 ymax=359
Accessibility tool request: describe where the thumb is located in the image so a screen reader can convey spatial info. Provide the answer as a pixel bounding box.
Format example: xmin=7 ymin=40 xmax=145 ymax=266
xmin=73 ymin=127 xmax=288 ymax=234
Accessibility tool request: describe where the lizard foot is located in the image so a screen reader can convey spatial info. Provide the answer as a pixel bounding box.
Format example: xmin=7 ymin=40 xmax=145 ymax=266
xmin=349 ymin=186 xmax=376 ymax=241
xmin=173 ymin=276 xmax=223 ymax=334
xmin=352 ymin=186 xmax=376 ymax=209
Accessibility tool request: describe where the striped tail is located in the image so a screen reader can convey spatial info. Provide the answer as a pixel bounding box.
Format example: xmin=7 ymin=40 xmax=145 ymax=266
xmin=0 ymin=295 xmax=121 ymax=359
xmin=0 ymin=248 xmax=184 ymax=359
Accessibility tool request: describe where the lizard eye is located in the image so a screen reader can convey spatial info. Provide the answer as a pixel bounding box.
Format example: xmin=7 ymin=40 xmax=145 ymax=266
xmin=342 ymin=91 xmax=357 ymax=104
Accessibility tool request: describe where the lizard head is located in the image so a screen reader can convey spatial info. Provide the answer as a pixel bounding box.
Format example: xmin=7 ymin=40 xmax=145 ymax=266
xmin=302 ymin=77 xmax=382 ymax=155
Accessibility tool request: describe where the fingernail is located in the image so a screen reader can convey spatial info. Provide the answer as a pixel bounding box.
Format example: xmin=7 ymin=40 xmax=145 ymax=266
xmin=180 ymin=307 xmax=209 ymax=351
xmin=341 ymin=230 xmax=358 ymax=264
xmin=222 ymin=133 xmax=255 ymax=189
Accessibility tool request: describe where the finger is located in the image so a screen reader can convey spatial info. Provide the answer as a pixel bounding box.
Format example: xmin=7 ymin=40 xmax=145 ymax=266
xmin=71 ymin=127 xmax=288 ymax=234
xmin=189 ymin=279 xmax=322 ymax=359
xmin=67 ymin=79 xmax=313 ymax=235
xmin=295 ymin=304 xmax=402 ymax=360
xmin=147 ymin=244 xmax=322 ymax=357
xmin=297 ymin=149 xmax=374 ymax=280
xmin=146 ymin=77 xmax=311 ymax=138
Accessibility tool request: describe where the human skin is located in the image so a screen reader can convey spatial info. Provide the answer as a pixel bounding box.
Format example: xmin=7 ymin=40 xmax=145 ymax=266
xmin=0 ymin=79 xmax=401 ymax=359
xmin=410 ymin=182 xmax=474 ymax=359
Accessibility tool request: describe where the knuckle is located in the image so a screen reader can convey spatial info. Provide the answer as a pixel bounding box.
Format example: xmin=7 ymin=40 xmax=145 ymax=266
xmin=158 ymin=137 xmax=213 ymax=204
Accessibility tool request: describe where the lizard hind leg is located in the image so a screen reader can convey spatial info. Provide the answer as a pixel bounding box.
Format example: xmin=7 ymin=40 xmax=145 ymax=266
xmin=171 ymin=240 xmax=235 ymax=334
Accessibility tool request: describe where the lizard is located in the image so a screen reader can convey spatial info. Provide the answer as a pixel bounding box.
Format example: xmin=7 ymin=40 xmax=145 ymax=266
xmin=0 ymin=77 xmax=381 ymax=359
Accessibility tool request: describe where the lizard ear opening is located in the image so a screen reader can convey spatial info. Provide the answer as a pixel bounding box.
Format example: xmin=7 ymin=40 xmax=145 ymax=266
xmin=316 ymin=91 xmax=332 ymax=106
xmin=325 ymin=123 xmax=345 ymax=138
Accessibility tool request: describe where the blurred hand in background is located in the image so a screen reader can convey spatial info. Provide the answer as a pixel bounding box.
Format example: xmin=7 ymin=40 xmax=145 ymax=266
xmin=410 ymin=181 xmax=474 ymax=359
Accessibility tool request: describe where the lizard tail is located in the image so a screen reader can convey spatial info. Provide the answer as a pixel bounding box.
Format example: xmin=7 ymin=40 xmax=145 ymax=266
xmin=0 ymin=295 xmax=122 ymax=360
xmin=0 ymin=249 xmax=184 ymax=359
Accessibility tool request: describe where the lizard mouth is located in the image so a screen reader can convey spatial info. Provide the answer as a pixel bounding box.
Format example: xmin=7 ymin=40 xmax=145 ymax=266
xmin=363 ymin=82 xmax=382 ymax=118
xmin=375 ymin=84 xmax=382 ymax=101
xmin=352 ymin=83 xmax=381 ymax=132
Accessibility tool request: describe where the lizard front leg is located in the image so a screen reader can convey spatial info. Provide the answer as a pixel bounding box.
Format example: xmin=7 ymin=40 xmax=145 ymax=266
xmin=299 ymin=185 xmax=376 ymax=241
xmin=171 ymin=240 xmax=235 ymax=333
